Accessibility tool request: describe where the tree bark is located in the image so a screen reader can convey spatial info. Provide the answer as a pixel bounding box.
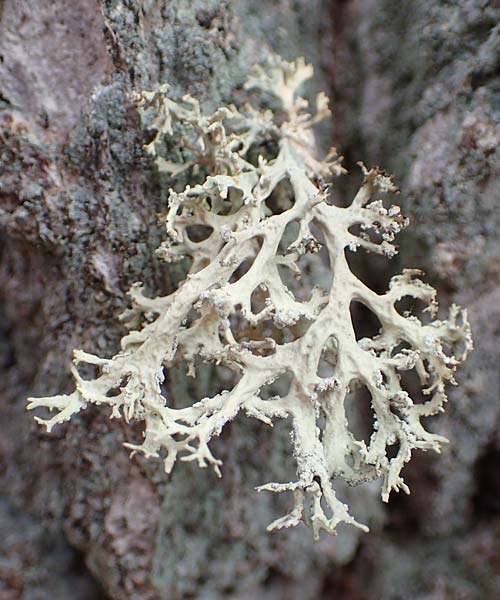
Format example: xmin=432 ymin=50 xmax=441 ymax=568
xmin=328 ymin=1 xmax=500 ymax=597
xmin=1 ymin=1 xmax=498 ymax=599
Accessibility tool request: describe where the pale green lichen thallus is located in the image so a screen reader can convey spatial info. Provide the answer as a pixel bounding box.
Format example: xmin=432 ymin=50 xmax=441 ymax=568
xmin=27 ymin=56 xmax=472 ymax=540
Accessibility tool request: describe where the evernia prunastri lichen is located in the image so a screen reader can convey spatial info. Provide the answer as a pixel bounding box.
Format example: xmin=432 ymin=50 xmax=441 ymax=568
xmin=28 ymin=57 xmax=472 ymax=539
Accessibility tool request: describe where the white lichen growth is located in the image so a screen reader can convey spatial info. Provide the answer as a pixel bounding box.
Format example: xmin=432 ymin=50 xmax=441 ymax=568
xmin=27 ymin=57 xmax=472 ymax=539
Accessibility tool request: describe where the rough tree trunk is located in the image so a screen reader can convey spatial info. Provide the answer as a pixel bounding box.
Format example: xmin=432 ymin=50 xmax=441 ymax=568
xmin=328 ymin=2 xmax=500 ymax=597
xmin=0 ymin=1 xmax=498 ymax=599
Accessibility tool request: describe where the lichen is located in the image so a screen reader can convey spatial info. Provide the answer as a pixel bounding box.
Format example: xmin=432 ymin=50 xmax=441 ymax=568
xmin=27 ymin=56 xmax=472 ymax=539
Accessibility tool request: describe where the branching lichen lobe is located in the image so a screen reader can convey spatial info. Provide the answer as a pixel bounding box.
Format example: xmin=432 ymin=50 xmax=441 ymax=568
xmin=28 ymin=57 xmax=472 ymax=539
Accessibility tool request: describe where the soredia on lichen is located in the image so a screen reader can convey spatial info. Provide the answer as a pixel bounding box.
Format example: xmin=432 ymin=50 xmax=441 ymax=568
xmin=28 ymin=56 xmax=472 ymax=539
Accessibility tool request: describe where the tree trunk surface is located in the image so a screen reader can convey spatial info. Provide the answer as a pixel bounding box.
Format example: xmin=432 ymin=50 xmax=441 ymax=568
xmin=0 ymin=1 xmax=498 ymax=599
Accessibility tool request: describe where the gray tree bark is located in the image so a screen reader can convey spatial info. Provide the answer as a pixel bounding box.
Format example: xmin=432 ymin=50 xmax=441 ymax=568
xmin=0 ymin=1 xmax=498 ymax=599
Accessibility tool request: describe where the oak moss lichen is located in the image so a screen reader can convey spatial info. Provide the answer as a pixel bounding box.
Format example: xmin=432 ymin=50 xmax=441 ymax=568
xmin=28 ymin=57 xmax=472 ymax=539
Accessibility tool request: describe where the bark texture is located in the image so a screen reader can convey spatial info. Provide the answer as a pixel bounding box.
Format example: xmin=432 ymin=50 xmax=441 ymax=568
xmin=329 ymin=1 xmax=500 ymax=598
xmin=0 ymin=1 xmax=498 ymax=599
